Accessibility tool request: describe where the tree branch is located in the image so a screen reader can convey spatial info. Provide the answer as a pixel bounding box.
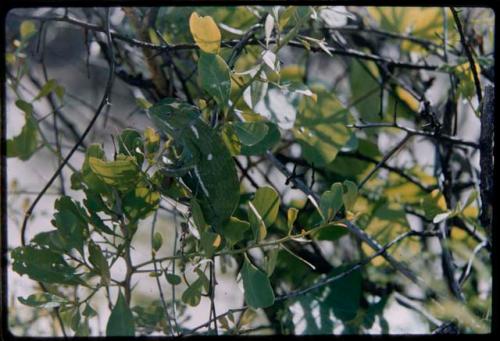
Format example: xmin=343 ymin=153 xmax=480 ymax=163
xmin=348 ymin=122 xmax=479 ymax=149
xmin=479 ymin=85 xmax=494 ymax=241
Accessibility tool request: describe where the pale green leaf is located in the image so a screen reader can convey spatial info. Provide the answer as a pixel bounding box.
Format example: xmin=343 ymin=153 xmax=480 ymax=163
xmin=241 ymin=255 xmax=275 ymax=309
xmin=198 ymin=52 xmax=231 ymax=108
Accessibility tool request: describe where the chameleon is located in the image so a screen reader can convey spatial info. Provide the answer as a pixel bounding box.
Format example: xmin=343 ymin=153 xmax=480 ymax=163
xmin=148 ymin=98 xmax=240 ymax=227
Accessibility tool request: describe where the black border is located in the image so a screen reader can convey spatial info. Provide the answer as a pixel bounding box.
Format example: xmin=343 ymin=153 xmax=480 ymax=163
xmin=0 ymin=0 xmax=497 ymax=340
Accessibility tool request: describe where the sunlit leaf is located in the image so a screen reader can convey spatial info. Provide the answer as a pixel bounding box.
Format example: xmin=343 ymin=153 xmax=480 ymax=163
xmin=189 ymin=12 xmax=221 ymax=54
xmin=342 ymin=180 xmax=358 ymax=211
xmin=88 ymin=155 xmax=139 ymax=190
xmin=320 ymin=183 xmax=344 ymax=222
xmin=248 ymin=186 xmax=280 ymax=241
xmin=293 ymin=88 xmax=352 ymax=166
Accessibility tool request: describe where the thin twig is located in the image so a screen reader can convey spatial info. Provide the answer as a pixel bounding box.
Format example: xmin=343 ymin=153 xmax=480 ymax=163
xmin=151 ymin=211 xmax=174 ymax=336
xmin=458 ymin=240 xmax=488 ymax=287
xmin=10 ymin=12 xmax=445 ymax=72
xmin=348 ymin=122 xmax=479 ymax=149
xmin=20 ymin=9 xmax=116 ymax=246
xmin=451 ymin=7 xmax=482 ymax=103
xmin=265 ymin=151 xmax=425 ymax=288
xmin=357 ymin=133 xmax=412 ymax=190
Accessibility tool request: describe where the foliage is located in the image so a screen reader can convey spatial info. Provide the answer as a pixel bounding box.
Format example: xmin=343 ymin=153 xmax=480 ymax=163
xmin=5 ymin=5 xmax=493 ymax=337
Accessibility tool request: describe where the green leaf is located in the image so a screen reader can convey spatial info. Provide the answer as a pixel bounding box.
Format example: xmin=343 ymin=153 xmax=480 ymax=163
xmin=55 ymin=85 xmax=65 ymax=100
xmin=287 ymin=207 xmax=299 ymax=234
xmin=152 ymin=232 xmax=163 ymax=252
xmin=106 ymin=291 xmax=135 ymax=336
xmin=88 ymin=240 xmax=111 ymax=285
xmin=181 ymin=278 xmax=203 ymax=307
xmin=248 ymin=186 xmax=280 ymax=241
xmin=34 ymin=79 xmax=58 ymax=101
xmin=18 ymin=293 xmax=67 ymax=309
xmin=324 ymin=266 xmax=362 ymax=321
xmin=243 ymin=73 xmax=268 ymax=109
xmin=221 ymin=123 xmax=242 ymax=155
xmin=190 ymin=197 xmax=208 ymax=232
xmin=122 ymin=186 xmax=160 ymax=223
xmin=11 ymin=246 xmax=85 ymax=285
xmin=117 ymin=129 xmax=144 ymax=166
xmin=232 ymin=122 xmax=269 ymax=146
xmin=198 ymin=52 xmax=231 ymax=108
xmin=52 ymin=196 xmax=88 ymax=256
xmin=349 ymin=60 xmax=380 ymax=122
xmin=73 ymin=144 xmax=110 ymax=193
xmin=75 ymin=318 xmax=90 ymax=336
xmin=71 ymin=308 xmax=81 ymax=331
xmin=240 ymin=121 xmax=280 ymax=156
xmin=15 ymin=99 xmax=33 ymax=114
xmin=31 ymin=231 xmax=67 ymax=253
xmin=265 ymin=248 xmax=279 ymax=276
xmin=241 ymin=255 xmax=275 ymax=309
xmin=319 ymin=183 xmax=344 ymax=222
xmin=293 ymin=88 xmax=352 ymax=166
xmin=7 ymin=102 xmax=38 ymax=161
xmin=82 ymin=303 xmax=97 ymax=317
xmin=200 ymin=231 xmax=219 ymax=257
xmin=219 ymin=216 xmax=250 ymax=247
xmin=165 ymin=273 xmax=182 ymax=285
xmin=342 ymin=180 xmax=358 ymax=211
xmin=421 ymin=189 xmax=448 ymax=220
xmin=313 ymin=222 xmax=349 ymax=241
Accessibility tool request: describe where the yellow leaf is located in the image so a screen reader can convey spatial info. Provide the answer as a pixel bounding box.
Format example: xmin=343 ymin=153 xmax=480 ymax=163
xmin=144 ymin=127 xmax=159 ymax=144
xmin=6 ymin=53 xmax=16 ymax=65
xmin=431 ymin=189 xmax=448 ymax=211
xmin=148 ymin=28 xmax=161 ymax=45
xmin=368 ymin=7 xmax=453 ymax=52
xmin=135 ymin=187 xmax=160 ymax=206
xmin=462 ymin=205 xmax=478 ymax=219
xmin=20 ymin=21 xmax=36 ymax=39
xmin=269 ymin=64 xmax=305 ymax=83
xmin=212 ymin=234 xmax=222 ymax=248
xmin=451 ymin=227 xmax=467 ymax=240
xmin=88 ymin=156 xmax=138 ymax=187
xmin=396 ymin=87 xmax=419 ymax=112
xmin=189 ymin=12 xmax=221 ymax=54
